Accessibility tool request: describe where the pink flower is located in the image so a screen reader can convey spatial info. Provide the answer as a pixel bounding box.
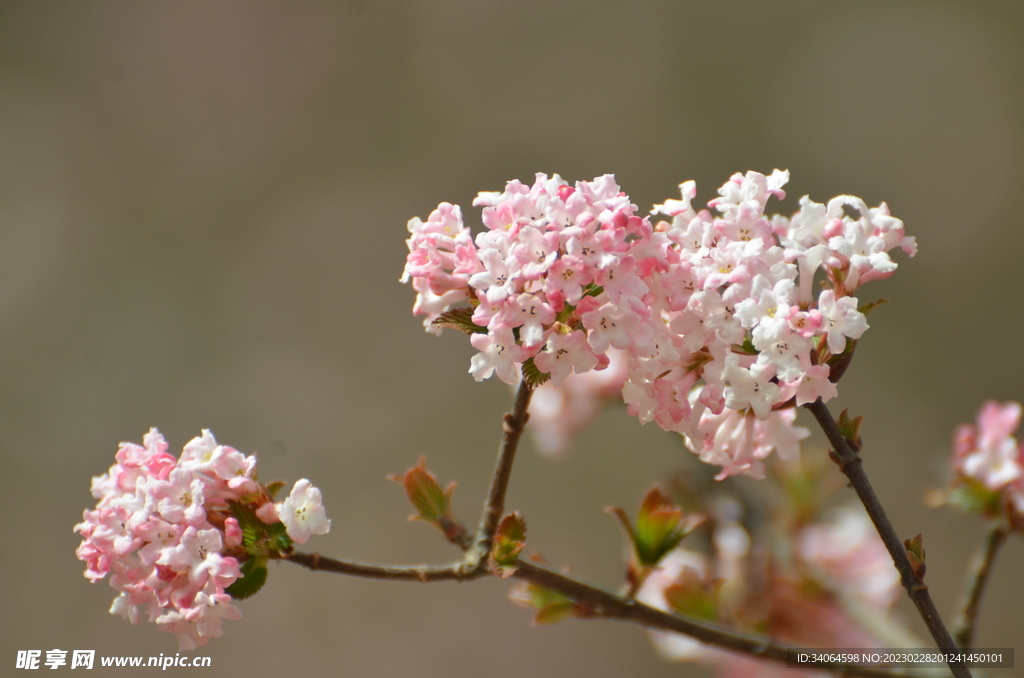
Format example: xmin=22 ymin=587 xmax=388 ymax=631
xmin=183 ymin=590 xmax=243 ymax=641
xmin=210 ymin=446 xmax=258 ymax=492
xmin=469 ymin=328 xmax=532 ymax=385
xmin=687 ymin=408 xmax=808 ymax=480
xmin=150 ymin=469 xmax=206 ymax=526
xmin=798 ymin=507 xmax=900 ymax=611
xmin=159 ymin=527 xmax=231 ymax=584
xmin=953 ymin=401 xmax=1024 ymax=491
xmin=533 ymin=329 xmax=599 ymax=386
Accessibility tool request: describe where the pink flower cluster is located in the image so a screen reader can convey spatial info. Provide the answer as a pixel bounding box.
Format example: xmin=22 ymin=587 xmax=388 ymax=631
xmin=952 ymin=401 xmax=1024 ymax=523
xmin=74 ymin=429 xmax=330 ymax=650
xmin=403 ymin=172 xmax=915 ymax=478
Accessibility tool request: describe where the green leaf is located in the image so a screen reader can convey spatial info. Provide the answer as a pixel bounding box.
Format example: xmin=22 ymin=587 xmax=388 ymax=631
xmin=554 ymin=303 xmax=577 ymax=325
xmin=904 ymin=533 xmax=926 ymax=580
xmin=509 ymin=581 xmax=579 ymax=625
xmin=836 ymin=409 xmax=864 ymax=449
xmin=858 ymin=298 xmax=889 ymax=317
xmin=633 ymin=486 xmax=703 ymax=567
xmin=389 ymin=457 xmax=466 ymax=544
xmin=948 ymin=478 xmax=1003 ymax=516
xmin=521 ymin=357 xmax=551 ymax=388
xmin=267 ymin=521 xmax=294 ymax=553
xmin=228 ymin=500 xmax=294 ymax=557
xmin=225 ymin=556 xmax=269 ymax=600
xmin=228 ymin=501 xmax=265 ymax=549
xmin=663 ymin=568 xmax=720 ymax=622
xmin=490 ymin=512 xmax=527 ymax=576
xmin=533 ymin=600 xmax=579 ymax=625
xmin=391 ymin=456 xmax=452 ymax=523
xmin=430 ymin=308 xmax=488 ymax=335
xmin=734 ymin=335 xmax=758 ymax=355
xmin=264 ymin=481 xmax=287 ymax=502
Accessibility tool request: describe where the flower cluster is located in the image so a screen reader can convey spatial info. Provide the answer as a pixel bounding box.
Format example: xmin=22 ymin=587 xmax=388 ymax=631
xmin=74 ymin=429 xmax=330 ymax=649
xmin=402 ymin=174 xmax=653 ymax=385
xmin=947 ymin=401 xmax=1024 ymax=526
xmin=403 ymin=172 xmax=915 ymax=478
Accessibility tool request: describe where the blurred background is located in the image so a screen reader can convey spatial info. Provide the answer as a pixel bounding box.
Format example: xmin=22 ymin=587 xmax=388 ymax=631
xmin=2 ymin=1 xmax=1023 ymax=676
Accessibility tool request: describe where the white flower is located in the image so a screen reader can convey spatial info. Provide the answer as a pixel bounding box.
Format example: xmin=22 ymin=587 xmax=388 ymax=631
xmin=276 ymin=479 xmax=331 ymax=545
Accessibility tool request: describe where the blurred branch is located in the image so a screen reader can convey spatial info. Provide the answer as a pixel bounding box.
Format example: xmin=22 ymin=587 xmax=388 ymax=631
xmin=287 ymin=550 xmax=914 ymax=678
xmin=804 ymin=398 xmax=971 ymax=678
xmin=952 ymin=522 xmax=1008 ymax=650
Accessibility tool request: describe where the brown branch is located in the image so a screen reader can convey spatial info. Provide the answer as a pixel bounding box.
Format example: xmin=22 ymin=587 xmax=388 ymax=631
xmin=952 ymin=522 xmax=1008 ymax=650
xmin=469 ymin=380 xmax=533 ymax=563
xmin=286 ymin=550 xmax=914 ymax=678
xmin=289 ymin=383 xmax=532 ymax=583
xmin=286 ymin=551 xmax=482 ymax=583
xmin=804 ymin=398 xmax=971 ymax=678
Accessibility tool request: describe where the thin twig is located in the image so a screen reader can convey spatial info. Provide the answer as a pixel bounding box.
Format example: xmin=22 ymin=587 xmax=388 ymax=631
xmin=952 ymin=522 xmax=1008 ymax=650
xmin=804 ymin=398 xmax=971 ymax=678
xmin=286 ymin=551 xmax=481 ymax=583
xmin=469 ymin=380 xmax=533 ymax=563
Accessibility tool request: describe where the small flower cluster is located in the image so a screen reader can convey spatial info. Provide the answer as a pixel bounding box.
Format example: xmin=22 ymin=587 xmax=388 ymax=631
xmin=947 ymin=401 xmax=1024 ymax=526
xmin=402 ymin=174 xmax=653 ymax=385
xmin=404 ymin=172 xmax=915 ymax=478
xmin=74 ymin=429 xmax=330 ymax=650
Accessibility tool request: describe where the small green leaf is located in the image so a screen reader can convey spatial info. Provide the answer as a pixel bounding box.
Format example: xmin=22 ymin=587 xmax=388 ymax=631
xmin=948 ymin=478 xmax=1003 ymax=516
xmin=904 ymin=533 xmax=926 ymax=580
xmin=609 ymin=486 xmax=703 ymax=593
xmin=430 ymin=308 xmax=488 ymax=335
xmin=734 ymin=335 xmax=758 ymax=355
xmin=406 ymin=460 xmax=449 ymax=521
xmin=633 ymin=486 xmax=703 ymax=567
xmin=836 ymin=409 xmax=864 ymax=450
xmin=267 ymin=521 xmax=294 ymax=553
xmin=508 ymin=580 xmax=579 ymax=625
xmin=521 ymin=357 xmax=551 ymax=388
xmin=533 ymin=600 xmax=579 ymax=625
xmin=663 ymin=567 xmax=721 ymax=622
xmin=264 ymin=481 xmax=287 ymax=502
xmin=554 ymin=303 xmax=577 ymax=325
xmin=228 ymin=500 xmax=294 ymax=557
xmin=490 ymin=512 xmax=527 ymax=577
xmin=225 ymin=556 xmax=269 ymax=600
xmin=228 ymin=501 xmax=265 ymax=549
xmin=389 ymin=457 xmax=467 ymax=544
xmin=858 ymin=298 xmax=889 ymax=317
